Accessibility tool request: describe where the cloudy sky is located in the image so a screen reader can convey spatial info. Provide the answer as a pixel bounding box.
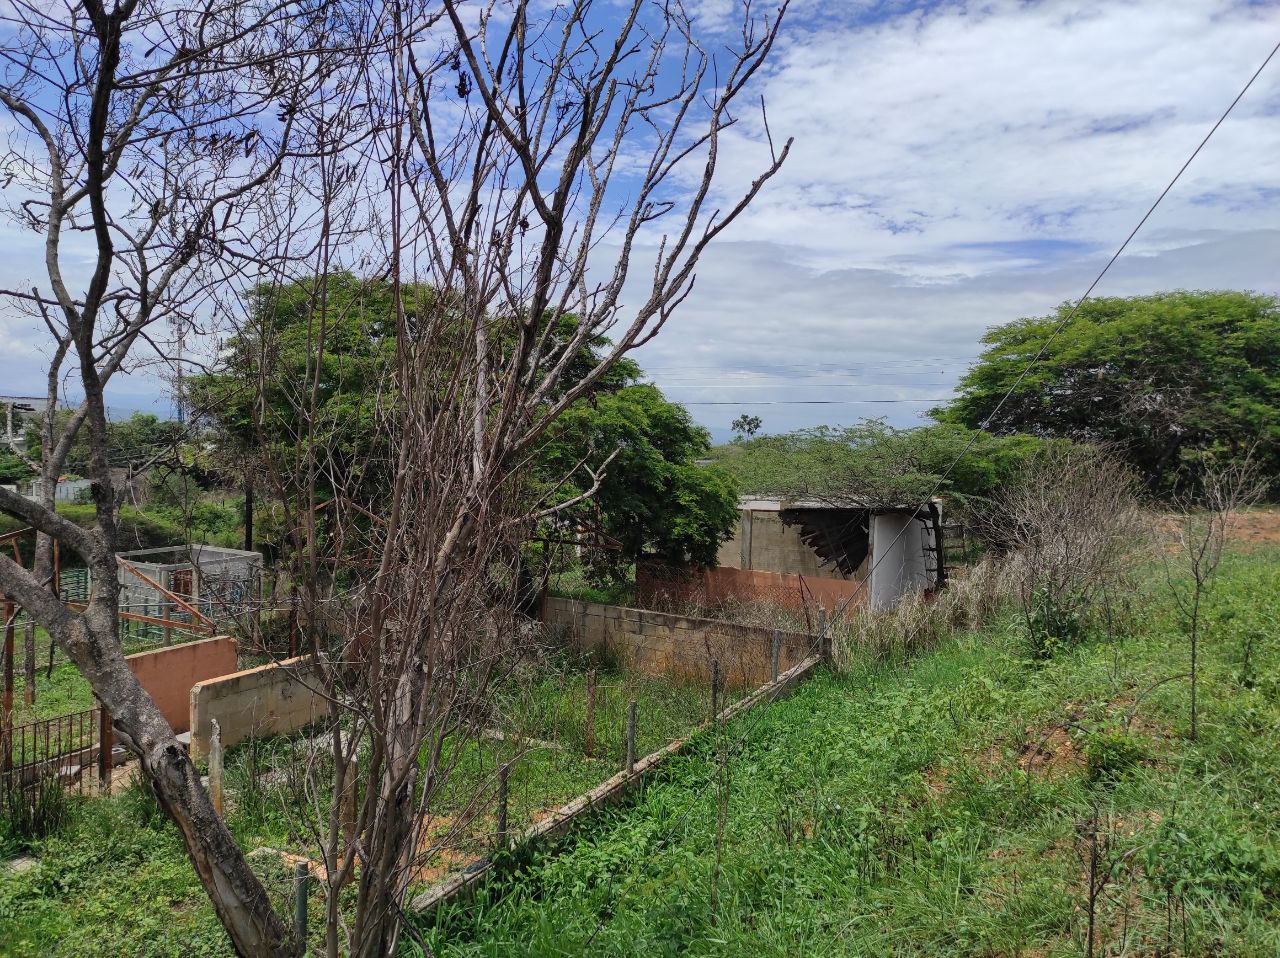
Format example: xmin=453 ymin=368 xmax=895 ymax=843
xmin=2 ymin=0 xmax=1279 ymax=440
xmin=629 ymin=0 xmax=1280 ymax=440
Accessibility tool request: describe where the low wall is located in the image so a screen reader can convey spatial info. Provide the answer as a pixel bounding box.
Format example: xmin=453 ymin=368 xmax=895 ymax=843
xmin=127 ymin=636 xmax=238 ymax=734
xmin=189 ymin=655 xmax=327 ymax=759
xmin=412 ymin=652 xmax=823 ymax=918
xmin=636 ymin=563 xmax=866 ymax=614
xmin=542 ymin=596 xmax=823 ymax=689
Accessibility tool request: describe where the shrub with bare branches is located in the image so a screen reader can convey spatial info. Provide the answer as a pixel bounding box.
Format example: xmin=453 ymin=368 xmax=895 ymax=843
xmin=980 ymin=445 xmax=1150 ymax=657
xmin=1164 ymin=454 xmax=1267 ymax=739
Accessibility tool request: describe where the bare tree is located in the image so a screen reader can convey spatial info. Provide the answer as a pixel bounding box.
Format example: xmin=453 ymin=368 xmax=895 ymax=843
xmin=3 ymin=0 xmax=789 ymax=952
xmin=1164 ymin=454 xmax=1266 ymax=739
xmin=984 ymin=445 xmax=1148 ymax=656
xmin=0 ymin=1 xmax=369 ymax=953
xmin=233 ymin=1 xmax=794 ymax=954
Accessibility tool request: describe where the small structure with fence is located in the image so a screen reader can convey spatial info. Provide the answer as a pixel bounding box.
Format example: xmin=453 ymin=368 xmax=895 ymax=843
xmin=116 ymin=545 xmax=262 ymax=628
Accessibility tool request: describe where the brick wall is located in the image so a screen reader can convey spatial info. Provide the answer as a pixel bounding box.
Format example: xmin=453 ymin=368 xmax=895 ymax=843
xmin=636 ymin=563 xmax=867 ymax=613
xmin=542 ymin=596 xmax=824 ymax=689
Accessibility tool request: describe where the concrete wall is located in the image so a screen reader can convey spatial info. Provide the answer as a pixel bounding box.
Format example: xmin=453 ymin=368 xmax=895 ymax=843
xmin=189 ymin=655 xmax=328 ymax=759
xmin=868 ymin=512 xmax=935 ymax=611
xmin=126 ymin=636 xmax=238 ymax=734
xmin=637 ymin=563 xmax=866 ymax=614
xmin=542 ymin=596 xmax=821 ymax=689
xmin=716 ymin=509 xmax=849 ymax=579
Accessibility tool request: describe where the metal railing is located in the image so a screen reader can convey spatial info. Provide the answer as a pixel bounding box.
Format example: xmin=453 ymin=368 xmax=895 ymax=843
xmin=1 ymin=705 xmax=109 ymax=795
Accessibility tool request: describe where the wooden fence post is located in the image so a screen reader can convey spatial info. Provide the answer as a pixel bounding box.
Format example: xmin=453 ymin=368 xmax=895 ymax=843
xmin=0 ymin=599 xmax=10 ymax=776
xmin=23 ymin=620 xmax=35 ymax=706
xmin=98 ymin=705 xmax=113 ymax=790
xmin=771 ymin=630 xmax=782 ymax=683
xmin=584 ymin=669 xmax=596 ymax=759
xmin=208 ymin=718 xmax=224 ymax=814
xmin=625 ymin=700 xmax=637 ymax=774
xmin=2 ymin=599 xmax=13 ymax=735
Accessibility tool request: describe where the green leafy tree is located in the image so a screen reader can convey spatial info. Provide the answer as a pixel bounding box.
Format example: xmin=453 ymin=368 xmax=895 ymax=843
xmin=0 ymin=450 xmax=33 ymax=484
xmin=731 ymin=413 xmax=762 ymax=438
xmin=188 ymin=273 xmax=399 ymax=511
xmin=936 ymin=292 xmax=1280 ymax=491
xmin=539 ymin=382 xmax=739 ymax=580
xmin=193 ymin=274 xmax=736 ymax=578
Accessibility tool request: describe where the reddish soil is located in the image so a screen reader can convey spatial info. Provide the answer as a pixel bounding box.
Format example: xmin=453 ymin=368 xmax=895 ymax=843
xmin=1016 ymin=725 xmax=1085 ymax=780
xmin=1156 ymin=508 xmax=1280 ymax=551
xmin=1226 ymin=509 xmax=1280 ymax=549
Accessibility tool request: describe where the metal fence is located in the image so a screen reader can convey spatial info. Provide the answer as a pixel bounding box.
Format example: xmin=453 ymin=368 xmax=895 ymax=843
xmin=1 ymin=705 xmax=109 ymax=795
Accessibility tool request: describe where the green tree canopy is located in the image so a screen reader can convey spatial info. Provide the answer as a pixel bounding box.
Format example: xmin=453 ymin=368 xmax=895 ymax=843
xmin=935 ymin=291 xmax=1280 ymax=491
xmin=188 ymin=272 xmax=399 ymax=507
xmin=191 ymin=273 xmax=736 ymax=574
xmin=538 ymin=381 xmax=738 ymax=576
xmin=709 ymin=420 xmax=1058 ymax=511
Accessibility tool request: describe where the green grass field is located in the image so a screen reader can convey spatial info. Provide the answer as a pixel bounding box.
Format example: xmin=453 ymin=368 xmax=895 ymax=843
xmin=3 ymin=546 xmax=1277 ymax=956
xmin=423 ymin=547 xmax=1280 ymax=957
xmin=0 ymin=663 xmax=720 ymax=956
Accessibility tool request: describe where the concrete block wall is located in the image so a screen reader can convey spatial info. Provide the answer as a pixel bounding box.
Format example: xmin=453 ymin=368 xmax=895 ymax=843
xmin=543 ymin=596 xmax=822 ymax=689
xmin=126 ymin=635 xmax=238 ymax=734
xmin=717 ymin=509 xmax=846 ymax=579
xmin=188 ymin=655 xmax=328 ymax=759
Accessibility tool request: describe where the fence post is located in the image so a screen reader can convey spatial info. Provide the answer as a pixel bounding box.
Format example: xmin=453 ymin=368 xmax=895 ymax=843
xmin=771 ymin=630 xmax=782 ymax=683
xmin=3 ymin=598 xmax=13 ymax=738
xmin=495 ymin=761 xmax=509 ymax=851
xmin=625 ymin=700 xmax=637 ymax=774
xmin=817 ymin=606 xmax=828 ymax=660
xmin=710 ymin=659 xmax=720 ymax=723
xmin=293 ymin=860 xmax=309 ymax=949
xmin=584 ymin=669 xmax=597 ymax=759
xmin=98 ymin=705 xmax=113 ymax=790
xmin=208 ymin=719 xmax=224 ymax=814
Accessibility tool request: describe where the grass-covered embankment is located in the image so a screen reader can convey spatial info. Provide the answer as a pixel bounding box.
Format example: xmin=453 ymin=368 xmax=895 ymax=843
xmin=425 ymin=547 xmax=1280 ymax=957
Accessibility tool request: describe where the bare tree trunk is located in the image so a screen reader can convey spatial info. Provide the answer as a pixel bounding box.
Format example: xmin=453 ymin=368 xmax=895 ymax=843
xmin=0 ymin=0 xmax=362 ymax=951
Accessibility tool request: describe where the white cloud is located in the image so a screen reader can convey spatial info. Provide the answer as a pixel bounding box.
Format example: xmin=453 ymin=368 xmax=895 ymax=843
xmin=3 ymin=0 xmax=1278 ymax=438
xmin=625 ymin=0 xmax=1280 ymax=437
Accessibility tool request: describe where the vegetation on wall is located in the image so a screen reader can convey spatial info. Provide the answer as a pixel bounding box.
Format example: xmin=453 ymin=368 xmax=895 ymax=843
xmin=709 ymin=420 xmax=1061 ymax=511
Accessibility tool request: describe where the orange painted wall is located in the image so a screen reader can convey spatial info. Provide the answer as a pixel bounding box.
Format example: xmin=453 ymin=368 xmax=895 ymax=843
xmin=127 ymin=636 xmax=238 ymax=733
xmin=636 ymin=563 xmax=866 ymax=613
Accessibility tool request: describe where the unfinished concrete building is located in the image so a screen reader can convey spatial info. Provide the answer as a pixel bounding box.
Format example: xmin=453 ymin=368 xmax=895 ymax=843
xmin=718 ymin=498 xmax=943 ymax=610
xmin=640 ymin=496 xmax=943 ymax=613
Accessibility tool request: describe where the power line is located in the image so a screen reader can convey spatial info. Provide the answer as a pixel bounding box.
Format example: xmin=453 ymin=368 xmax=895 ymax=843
xmin=575 ymin=36 xmax=1280 ymax=940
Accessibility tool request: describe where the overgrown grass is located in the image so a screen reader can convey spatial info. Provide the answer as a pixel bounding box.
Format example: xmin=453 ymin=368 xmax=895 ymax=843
xmin=0 ymin=661 xmax=722 ymax=955
xmin=422 ymin=546 xmax=1280 ymax=957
